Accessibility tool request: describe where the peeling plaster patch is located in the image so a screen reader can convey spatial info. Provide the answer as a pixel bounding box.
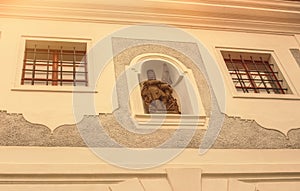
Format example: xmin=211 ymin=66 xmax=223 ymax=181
xmin=52 ymin=124 xmax=85 ymax=147
xmin=210 ymin=117 xmax=290 ymax=149
xmin=0 ymin=111 xmax=298 ymax=148
xmin=0 ymin=111 xmax=51 ymax=146
xmin=287 ymin=128 xmax=300 ymax=148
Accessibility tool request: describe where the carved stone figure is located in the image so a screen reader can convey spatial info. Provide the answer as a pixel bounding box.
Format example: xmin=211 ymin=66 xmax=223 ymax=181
xmin=141 ymin=79 xmax=181 ymax=114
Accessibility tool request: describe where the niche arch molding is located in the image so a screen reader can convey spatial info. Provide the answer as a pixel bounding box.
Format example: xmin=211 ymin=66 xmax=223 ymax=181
xmin=125 ymin=53 xmax=207 ymax=129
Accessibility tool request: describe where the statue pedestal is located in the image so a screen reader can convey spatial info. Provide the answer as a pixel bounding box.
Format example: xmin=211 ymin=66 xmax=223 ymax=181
xmin=134 ymin=114 xmax=207 ymax=129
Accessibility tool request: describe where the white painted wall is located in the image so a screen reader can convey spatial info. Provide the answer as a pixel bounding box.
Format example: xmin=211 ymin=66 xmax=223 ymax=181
xmin=0 ymin=1 xmax=299 ymax=189
xmin=0 ymin=17 xmax=300 ymax=133
xmin=188 ymin=29 xmax=300 ymax=134
xmin=0 ymin=18 xmax=121 ymax=130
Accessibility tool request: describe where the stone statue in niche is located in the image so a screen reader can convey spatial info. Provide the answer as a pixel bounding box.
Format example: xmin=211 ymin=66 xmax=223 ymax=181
xmin=141 ymin=68 xmax=181 ymax=114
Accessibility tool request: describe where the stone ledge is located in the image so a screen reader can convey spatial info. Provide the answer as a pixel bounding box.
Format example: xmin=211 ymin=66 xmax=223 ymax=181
xmin=0 ymin=0 xmax=300 ymax=35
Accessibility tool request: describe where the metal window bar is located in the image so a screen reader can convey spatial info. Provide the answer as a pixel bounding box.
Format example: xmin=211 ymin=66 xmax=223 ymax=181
xmin=52 ymin=51 xmax=58 ymax=86
xmin=25 ymin=49 xmax=86 ymax=54
xmin=240 ymin=55 xmax=259 ymax=93
xmin=73 ymin=47 xmax=76 ymax=86
xmin=260 ymin=57 xmax=285 ymax=94
xmin=46 ymin=45 xmax=50 ymax=85
xmin=22 ymin=78 xmax=87 ymax=83
xmin=250 ymin=56 xmax=270 ymax=93
xmin=60 ymin=46 xmax=63 ymax=86
xmin=24 ymin=62 xmax=86 ymax=67
xmin=84 ymin=55 xmax=88 ymax=86
xmin=231 ymin=78 xmax=283 ymax=83
xmin=228 ymin=54 xmax=248 ymax=93
xmin=223 ymin=53 xmax=287 ymax=94
xmin=259 ymin=57 xmax=278 ymax=93
xmin=31 ymin=44 xmax=37 ymax=85
xmin=234 ymin=86 xmax=288 ymax=91
xmin=23 ymin=69 xmax=87 ymax=73
xmin=229 ymin=71 xmax=278 ymax=76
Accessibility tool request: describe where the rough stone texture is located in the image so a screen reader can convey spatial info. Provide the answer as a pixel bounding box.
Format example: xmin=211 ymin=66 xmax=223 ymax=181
xmin=210 ymin=117 xmax=290 ymax=149
xmin=0 ymin=110 xmax=85 ymax=147
xmin=98 ymin=114 xmax=176 ymax=148
xmin=287 ymin=128 xmax=300 ymax=148
xmin=0 ymin=111 xmax=51 ymax=146
xmin=0 ymin=111 xmax=299 ymax=149
xmin=51 ymin=124 xmax=85 ymax=147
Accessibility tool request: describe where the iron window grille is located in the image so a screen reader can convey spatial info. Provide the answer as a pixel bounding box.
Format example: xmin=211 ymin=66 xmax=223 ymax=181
xmin=21 ymin=40 xmax=88 ymax=86
xmin=221 ymin=51 xmax=290 ymax=94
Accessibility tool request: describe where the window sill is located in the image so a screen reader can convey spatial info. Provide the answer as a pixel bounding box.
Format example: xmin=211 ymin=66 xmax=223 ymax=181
xmin=134 ymin=114 xmax=207 ymax=129
xmin=232 ymin=93 xmax=300 ymax=100
xmin=11 ymin=86 xmax=97 ymax=93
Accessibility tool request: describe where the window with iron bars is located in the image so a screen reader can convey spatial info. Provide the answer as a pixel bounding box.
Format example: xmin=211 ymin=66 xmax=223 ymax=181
xmin=21 ymin=40 xmax=88 ymax=86
xmin=221 ymin=51 xmax=290 ymax=94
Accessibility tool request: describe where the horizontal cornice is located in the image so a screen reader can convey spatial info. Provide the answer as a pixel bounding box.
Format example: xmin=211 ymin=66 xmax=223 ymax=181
xmin=0 ymin=0 xmax=300 ymax=34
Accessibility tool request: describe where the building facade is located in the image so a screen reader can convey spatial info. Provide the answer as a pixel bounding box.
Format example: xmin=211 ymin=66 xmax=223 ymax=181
xmin=0 ymin=0 xmax=300 ymax=190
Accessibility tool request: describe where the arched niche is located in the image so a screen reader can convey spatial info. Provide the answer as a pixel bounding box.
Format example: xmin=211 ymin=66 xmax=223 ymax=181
xmin=139 ymin=60 xmax=193 ymax=115
xmin=125 ymin=53 xmax=207 ymax=129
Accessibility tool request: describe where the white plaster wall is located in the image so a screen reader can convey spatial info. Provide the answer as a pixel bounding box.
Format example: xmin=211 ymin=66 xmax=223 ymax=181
xmin=0 ymin=18 xmax=120 ymax=130
xmin=0 ymin=1 xmax=299 ymax=190
xmin=0 ymin=17 xmax=300 ymax=134
xmin=188 ymin=30 xmax=300 ymax=134
xmin=0 ymin=147 xmax=299 ymax=191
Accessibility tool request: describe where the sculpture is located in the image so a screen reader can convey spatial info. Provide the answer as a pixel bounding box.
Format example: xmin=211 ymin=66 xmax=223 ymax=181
xmin=141 ymin=69 xmax=181 ymax=114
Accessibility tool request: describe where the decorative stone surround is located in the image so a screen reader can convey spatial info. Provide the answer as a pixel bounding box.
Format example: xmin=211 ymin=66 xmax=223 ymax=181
xmin=0 ymin=110 xmax=298 ymax=148
xmin=111 ymin=38 xmax=211 ymax=117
